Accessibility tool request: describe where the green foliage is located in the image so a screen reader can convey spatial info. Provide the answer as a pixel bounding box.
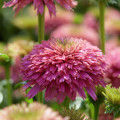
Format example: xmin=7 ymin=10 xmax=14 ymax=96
xmin=103 ymin=84 xmax=120 ymax=118
xmin=59 ymin=106 xmax=90 ymax=120
xmin=90 ymin=0 xmax=120 ymax=6
xmin=0 ymin=53 xmax=9 ymax=62
xmin=87 ymin=86 xmax=105 ymax=105
xmin=73 ymin=14 xmax=83 ymax=24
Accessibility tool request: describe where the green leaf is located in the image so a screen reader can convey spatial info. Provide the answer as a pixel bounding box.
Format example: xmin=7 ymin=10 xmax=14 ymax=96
xmin=25 ymin=88 xmax=33 ymax=104
xmin=0 ymin=53 xmax=9 ymax=62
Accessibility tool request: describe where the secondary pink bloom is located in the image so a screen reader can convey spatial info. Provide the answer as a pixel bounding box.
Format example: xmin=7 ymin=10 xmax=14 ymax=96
xmin=21 ymin=38 xmax=106 ymax=103
xmin=105 ymin=8 xmax=120 ymax=36
xmin=106 ymin=48 xmax=120 ymax=88
xmin=3 ymin=0 xmax=77 ymax=16
xmin=106 ymin=37 xmax=119 ymax=51
xmin=51 ymin=25 xmax=99 ymax=46
xmin=45 ymin=7 xmax=74 ymax=34
xmin=83 ymin=12 xmax=98 ymax=31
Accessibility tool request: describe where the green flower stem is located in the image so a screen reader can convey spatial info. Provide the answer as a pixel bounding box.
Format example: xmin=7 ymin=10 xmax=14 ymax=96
xmin=37 ymin=92 xmax=43 ymax=103
xmin=93 ymin=103 xmax=100 ymax=120
xmin=5 ymin=62 xmax=12 ymax=105
xmin=38 ymin=6 xmax=45 ymax=43
xmin=37 ymin=6 xmax=45 ymax=103
xmin=99 ymin=0 xmax=106 ymax=54
xmin=62 ymin=97 xmax=70 ymax=109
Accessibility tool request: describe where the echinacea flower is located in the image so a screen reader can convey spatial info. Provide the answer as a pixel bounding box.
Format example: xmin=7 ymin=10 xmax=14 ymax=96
xmin=103 ymin=84 xmax=120 ymax=117
xmin=0 ymin=102 xmax=69 ymax=120
xmin=45 ymin=6 xmax=74 ymax=34
xmin=106 ymin=37 xmax=120 ymax=51
xmin=6 ymin=39 xmax=35 ymax=58
xmin=21 ymin=38 xmax=106 ymax=103
xmin=60 ymin=107 xmax=90 ymax=120
xmin=83 ymin=12 xmax=98 ymax=30
xmin=5 ymin=39 xmax=35 ymax=83
xmin=106 ymin=48 xmax=120 ymax=88
xmin=51 ymin=25 xmax=99 ymax=46
xmin=105 ymin=8 xmax=120 ymax=36
xmin=3 ymin=0 xmax=77 ymax=16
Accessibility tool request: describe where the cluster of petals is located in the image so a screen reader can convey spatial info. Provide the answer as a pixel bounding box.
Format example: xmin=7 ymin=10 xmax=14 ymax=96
xmin=21 ymin=38 xmax=106 ymax=103
xmin=106 ymin=47 xmax=120 ymax=88
xmin=51 ymin=25 xmax=99 ymax=46
xmin=0 ymin=102 xmax=68 ymax=120
xmin=3 ymin=0 xmax=77 ymax=16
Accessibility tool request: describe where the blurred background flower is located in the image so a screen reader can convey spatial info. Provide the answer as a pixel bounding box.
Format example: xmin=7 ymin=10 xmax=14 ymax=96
xmin=0 ymin=102 xmax=69 ymax=120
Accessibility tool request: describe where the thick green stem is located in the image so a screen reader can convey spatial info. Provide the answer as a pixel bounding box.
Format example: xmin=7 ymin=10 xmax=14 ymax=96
xmin=99 ymin=0 xmax=105 ymax=54
xmin=5 ymin=62 xmax=12 ymax=105
xmin=62 ymin=97 xmax=70 ymax=109
xmin=93 ymin=103 xmax=100 ymax=120
xmin=38 ymin=6 xmax=45 ymax=43
xmin=37 ymin=92 xmax=43 ymax=103
xmin=37 ymin=6 xmax=45 ymax=103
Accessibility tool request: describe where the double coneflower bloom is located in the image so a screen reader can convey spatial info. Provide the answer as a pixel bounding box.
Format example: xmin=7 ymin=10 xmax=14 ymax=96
xmin=21 ymin=38 xmax=106 ymax=103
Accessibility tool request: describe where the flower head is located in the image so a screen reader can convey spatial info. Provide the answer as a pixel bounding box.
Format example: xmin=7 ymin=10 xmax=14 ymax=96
xmin=21 ymin=38 xmax=106 ymax=103
xmin=6 ymin=39 xmax=35 ymax=58
xmin=3 ymin=0 xmax=77 ymax=16
xmin=105 ymin=8 xmax=120 ymax=36
xmin=5 ymin=39 xmax=35 ymax=83
xmin=0 ymin=102 xmax=68 ymax=120
xmin=45 ymin=6 xmax=74 ymax=34
xmin=51 ymin=25 xmax=99 ymax=46
xmin=83 ymin=12 xmax=98 ymax=30
xmin=106 ymin=47 xmax=120 ymax=88
xmin=103 ymin=84 xmax=120 ymax=117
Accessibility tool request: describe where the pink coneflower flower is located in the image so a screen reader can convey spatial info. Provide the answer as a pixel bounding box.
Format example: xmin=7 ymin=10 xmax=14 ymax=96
xmin=3 ymin=0 xmax=77 ymax=16
xmin=106 ymin=37 xmax=120 ymax=51
xmin=105 ymin=8 xmax=120 ymax=36
xmin=50 ymin=25 xmax=99 ymax=46
xmin=106 ymin=48 xmax=120 ymax=88
xmin=21 ymin=38 xmax=106 ymax=103
xmin=0 ymin=102 xmax=69 ymax=120
xmin=83 ymin=12 xmax=98 ymax=31
xmin=45 ymin=6 xmax=74 ymax=34
xmin=5 ymin=39 xmax=35 ymax=83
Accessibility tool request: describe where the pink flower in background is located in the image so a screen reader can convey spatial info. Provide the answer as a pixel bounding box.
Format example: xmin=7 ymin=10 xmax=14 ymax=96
xmin=45 ymin=7 xmax=74 ymax=34
xmin=105 ymin=8 xmax=120 ymax=36
xmin=106 ymin=48 xmax=120 ymax=88
xmin=106 ymin=37 xmax=120 ymax=51
xmin=0 ymin=102 xmax=69 ymax=120
xmin=3 ymin=0 xmax=77 ymax=15
xmin=51 ymin=25 xmax=99 ymax=46
xmin=21 ymin=38 xmax=106 ymax=103
xmin=83 ymin=12 xmax=98 ymax=30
